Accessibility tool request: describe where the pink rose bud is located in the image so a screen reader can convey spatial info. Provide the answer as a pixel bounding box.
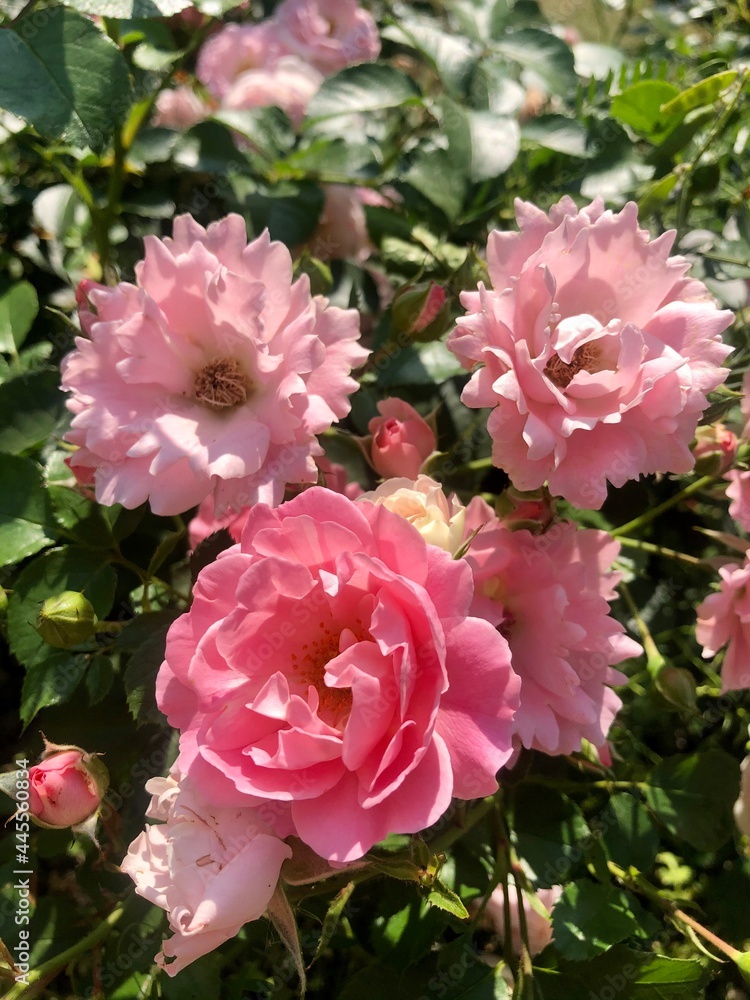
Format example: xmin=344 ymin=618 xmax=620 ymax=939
xmin=496 ymin=486 xmax=557 ymax=533
xmin=29 ymin=745 xmax=108 ymax=830
xmin=368 ymin=398 xmax=437 ymax=479
xmin=391 ymin=280 xmax=450 ymax=342
xmin=693 ymin=423 xmax=737 ymax=475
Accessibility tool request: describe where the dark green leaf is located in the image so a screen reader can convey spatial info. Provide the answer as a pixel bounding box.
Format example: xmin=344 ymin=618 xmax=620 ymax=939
xmin=404 ymin=147 xmax=466 ymax=221
xmin=85 ymin=653 xmax=115 ymax=705
xmin=0 ymin=369 xmax=66 ymax=455
xmin=644 ymin=750 xmax=740 ymax=851
xmin=122 ymin=612 xmax=179 ymax=725
xmin=0 ymin=453 xmax=59 ymax=566
xmin=0 ymin=281 xmax=38 ymax=354
xmin=306 ymin=64 xmax=422 ymax=122
xmin=494 ymin=28 xmax=578 ymax=96
xmin=512 ymin=785 xmax=590 ymax=888
xmin=0 ymin=7 xmax=133 ymax=151
xmin=243 ymin=182 xmax=325 ymax=246
xmin=377 ymin=342 xmax=466 ymax=388
xmin=552 ymin=880 xmax=657 ymax=960
xmin=62 ymin=0 xmax=192 ymax=14
xmin=47 ymin=484 xmax=115 ymax=549
xmin=600 ymin=793 xmax=660 ymax=873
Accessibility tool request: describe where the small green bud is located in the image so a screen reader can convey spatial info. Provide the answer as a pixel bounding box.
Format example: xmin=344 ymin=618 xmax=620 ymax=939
xmin=391 ymin=281 xmax=450 ymax=342
xmin=0 ymin=589 xmax=7 ymax=615
xmin=36 ymin=591 xmax=98 ymax=649
xmin=655 ymin=666 xmax=697 ymax=712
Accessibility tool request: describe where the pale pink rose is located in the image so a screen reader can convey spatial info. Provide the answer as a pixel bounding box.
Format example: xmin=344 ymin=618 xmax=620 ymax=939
xmin=187 ymin=454 xmax=363 ymax=549
xmin=358 ymin=475 xmax=466 ymax=555
xmin=696 ymin=556 xmax=750 ymax=691
xmin=62 ymin=214 xmax=367 ymax=516
xmin=157 ymin=488 xmax=520 ymax=863
xmin=367 ymin=398 xmax=437 ymax=480
xmin=272 ymin=0 xmax=380 ymax=75
xmin=196 ymin=22 xmax=284 ymax=99
xmin=483 ymin=878 xmax=562 ymax=957
xmin=462 ymin=500 xmax=641 ymax=754
xmin=222 ymin=57 xmax=324 ymax=129
xmin=307 ymin=185 xmax=372 ymax=262
xmin=121 ymin=772 xmax=291 ymax=976
xmin=726 ymin=470 xmax=750 ymax=532
xmin=29 ymin=749 xmax=103 ymax=829
xmin=448 ymin=197 xmax=734 ymax=509
xmin=152 ymin=86 xmax=208 ymax=130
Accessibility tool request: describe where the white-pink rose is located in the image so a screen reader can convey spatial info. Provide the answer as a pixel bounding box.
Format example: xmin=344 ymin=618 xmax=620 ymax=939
xmin=696 ymin=555 xmax=750 ymax=692
xmin=121 ymin=772 xmax=291 ymax=976
xmin=222 ymin=57 xmax=324 ymax=129
xmin=152 ymin=86 xmax=208 ymax=130
xmin=271 ymin=0 xmax=380 ymax=75
xmin=358 ymin=475 xmax=466 ymax=555
xmin=483 ymin=878 xmax=562 ymax=957
xmin=448 ymin=197 xmax=734 ymax=508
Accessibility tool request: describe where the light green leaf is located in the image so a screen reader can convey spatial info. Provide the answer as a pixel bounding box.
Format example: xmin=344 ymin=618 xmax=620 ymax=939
xmin=306 ymin=64 xmax=422 ymax=122
xmin=521 ymin=115 xmax=591 ymax=157
xmin=610 ymin=80 xmax=681 ymax=140
xmin=0 ymin=7 xmax=133 ymax=151
xmin=63 ymin=0 xmax=191 ymax=13
xmin=660 ymin=70 xmax=738 ymax=119
xmin=0 ymin=454 xmax=59 ymax=567
xmin=0 ymin=282 xmax=38 ymax=355
xmin=426 ymin=878 xmax=469 ymax=919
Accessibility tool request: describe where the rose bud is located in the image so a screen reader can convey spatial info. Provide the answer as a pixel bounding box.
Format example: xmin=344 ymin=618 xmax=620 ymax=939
xmin=367 ymin=398 xmax=437 ymax=480
xmin=29 ymin=744 xmax=108 ymax=830
xmin=496 ymin=486 xmax=557 ymax=533
xmin=36 ymin=591 xmax=98 ymax=649
xmin=391 ymin=280 xmax=450 ymax=342
xmin=693 ymin=423 xmax=737 ymax=475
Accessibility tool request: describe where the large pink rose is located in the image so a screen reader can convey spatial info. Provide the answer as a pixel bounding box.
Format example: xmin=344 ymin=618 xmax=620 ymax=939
xmin=152 ymin=86 xmax=208 ymax=130
xmin=696 ymin=556 xmax=750 ymax=692
xmin=222 ymin=57 xmax=324 ymax=129
xmin=447 ymin=197 xmax=734 ymax=508
xmin=462 ymin=499 xmax=641 ymax=754
xmin=121 ymin=772 xmax=291 ymax=976
xmin=272 ymin=0 xmax=380 ymax=75
xmin=61 ymin=215 xmax=367 ymax=516
xmin=157 ymin=487 xmax=520 ymax=863
xmin=196 ymin=22 xmax=284 ymax=99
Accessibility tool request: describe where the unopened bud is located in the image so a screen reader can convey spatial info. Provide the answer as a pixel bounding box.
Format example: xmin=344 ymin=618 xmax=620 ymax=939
xmin=27 ymin=740 xmax=108 ymax=830
xmin=655 ymin=666 xmax=698 ymax=712
xmin=391 ymin=281 xmax=450 ymax=342
xmin=692 ymin=423 xmax=737 ymax=475
xmin=36 ymin=591 xmax=98 ymax=649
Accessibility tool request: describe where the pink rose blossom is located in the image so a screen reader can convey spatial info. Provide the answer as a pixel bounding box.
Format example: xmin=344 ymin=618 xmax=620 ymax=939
xmin=307 ymin=185 xmax=373 ymax=262
xmin=157 ymin=487 xmax=520 ymax=863
xmin=735 ymin=737 xmax=750 ymax=839
xmin=696 ymin=556 xmax=750 ymax=692
xmin=448 ymin=197 xmax=734 ymax=508
xmin=272 ymin=0 xmax=380 ymax=75
xmin=197 ymin=22 xmax=284 ymax=100
xmin=61 ymin=214 xmax=367 ymax=516
xmin=725 ymin=470 xmax=750 ymax=532
xmin=152 ymin=86 xmax=208 ymax=130
xmin=121 ymin=772 xmax=291 ymax=976
xmin=222 ymin=57 xmax=324 ymax=129
xmin=482 ymin=878 xmax=562 ymax=957
xmin=29 ymin=749 xmax=103 ymax=829
xmin=367 ymin=398 xmax=437 ymax=480
xmin=462 ymin=500 xmax=641 ymax=754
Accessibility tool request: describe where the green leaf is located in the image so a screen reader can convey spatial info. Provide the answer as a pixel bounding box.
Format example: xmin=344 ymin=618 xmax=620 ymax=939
xmin=0 ymin=454 xmax=59 ymax=567
xmin=404 ymin=147 xmax=466 ymax=221
xmin=644 ymin=749 xmax=740 ymax=851
xmin=212 ymin=106 xmax=294 ymax=161
xmin=0 ymin=281 xmax=38 ymax=354
xmin=426 ymin=878 xmax=469 ymax=919
xmin=494 ymin=28 xmax=578 ymax=96
xmin=610 ymin=80 xmax=681 ymax=140
xmin=0 ymin=369 xmax=66 ymax=455
xmin=121 ymin=611 xmax=180 ymax=725
xmin=47 ymin=485 xmax=115 ymax=549
xmin=0 ymin=7 xmax=133 ymax=152
xmin=552 ymin=880 xmax=657 ymax=961
xmin=534 ymin=946 xmax=709 ymax=999
xmin=243 ymin=182 xmax=325 ymax=246
xmin=521 ymin=115 xmax=591 ymax=157
xmin=85 ymin=653 xmax=115 ymax=705
xmin=62 ymin=0 xmax=192 ymax=14
xmin=600 ymin=793 xmax=660 ymax=873
xmin=312 ymin=881 xmax=356 ymax=965
xmin=441 ymin=100 xmax=520 ymax=182
xmin=306 ymin=64 xmax=422 ymax=122
xmin=512 ymin=785 xmax=589 ymax=888
xmin=382 ymin=17 xmax=476 ymax=95
xmin=659 ymin=70 xmax=738 ymax=119
xmin=376 ymin=341 xmax=465 ymax=388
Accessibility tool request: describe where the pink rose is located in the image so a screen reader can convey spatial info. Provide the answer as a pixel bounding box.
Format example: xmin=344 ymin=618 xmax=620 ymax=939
xmin=725 ymin=470 xmax=750 ymax=532
xmin=121 ymin=772 xmax=291 ymax=976
xmin=447 ymin=197 xmax=734 ymax=508
xmin=62 ymin=214 xmax=367 ymax=516
xmin=461 ymin=500 xmax=641 ymax=754
xmin=222 ymin=57 xmax=324 ymax=129
xmin=735 ymin=738 xmax=750 ymax=838
xmin=152 ymin=86 xmax=208 ymax=130
xmin=157 ymin=487 xmax=520 ymax=863
xmin=307 ymin=185 xmax=372 ymax=262
xmin=29 ymin=748 xmax=105 ymax=829
xmin=271 ymin=0 xmax=380 ymax=75
xmin=696 ymin=556 xmax=750 ymax=692
xmin=196 ymin=22 xmax=284 ymax=100
xmin=482 ymin=878 xmax=562 ymax=957
xmin=367 ymin=398 xmax=437 ymax=480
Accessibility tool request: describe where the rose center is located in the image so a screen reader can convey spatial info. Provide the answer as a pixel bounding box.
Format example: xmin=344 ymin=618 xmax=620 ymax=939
xmin=193 ymin=357 xmax=250 ymax=410
xmin=291 ymin=624 xmax=353 ymax=721
xmin=544 ymin=342 xmax=601 ymax=389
